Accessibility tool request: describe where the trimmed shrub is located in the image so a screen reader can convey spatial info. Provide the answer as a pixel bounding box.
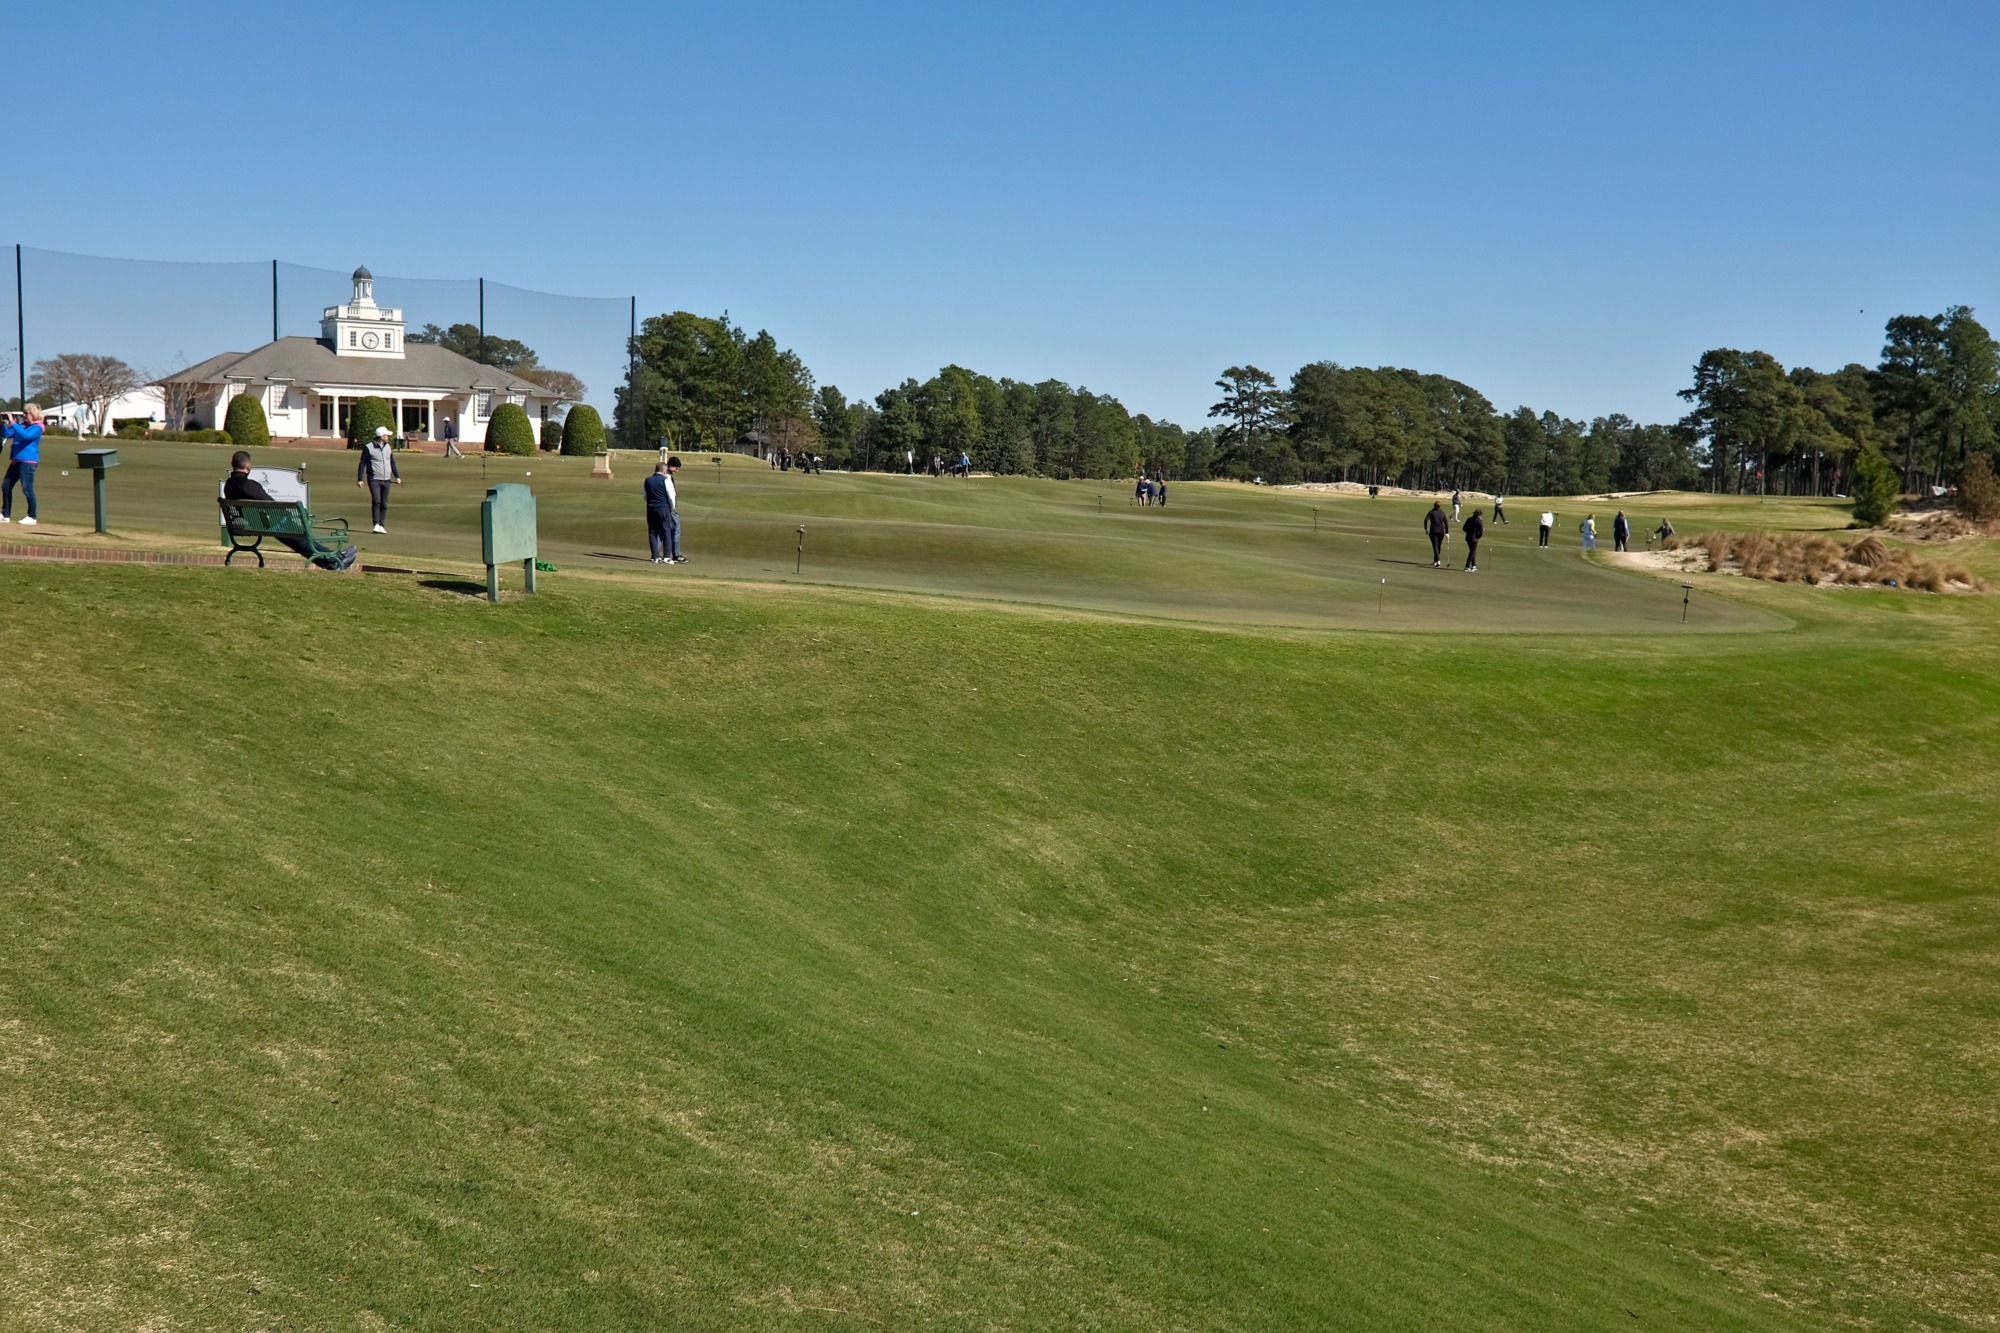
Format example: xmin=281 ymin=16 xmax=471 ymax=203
xmin=560 ymin=404 xmax=605 ymax=457
xmin=1851 ymin=451 xmax=1901 ymax=526
xmin=540 ymin=417 xmax=563 ymax=451
xmin=145 ymin=428 xmax=232 ymax=444
xmin=113 ymin=417 xmax=153 ymax=435
xmin=346 ymin=396 xmax=395 ymax=449
xmin=487 ymin=402 xmax=535 ymax=456
xmin=223 ymin=393 xmax=270 ymax=448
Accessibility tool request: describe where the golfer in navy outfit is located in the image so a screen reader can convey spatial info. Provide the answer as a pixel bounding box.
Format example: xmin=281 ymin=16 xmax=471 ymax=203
xmin=645 ymin=457 xmax=683 ymax=563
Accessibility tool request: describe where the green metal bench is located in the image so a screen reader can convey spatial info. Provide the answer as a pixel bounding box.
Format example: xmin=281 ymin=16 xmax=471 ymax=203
xmin=217 ymin=497 xmax=355 ymax=568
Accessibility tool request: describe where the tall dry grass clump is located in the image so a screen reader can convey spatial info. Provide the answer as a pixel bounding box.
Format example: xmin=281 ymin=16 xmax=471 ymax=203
xmin=1690 ymin=530 xmax=1986 ymax=593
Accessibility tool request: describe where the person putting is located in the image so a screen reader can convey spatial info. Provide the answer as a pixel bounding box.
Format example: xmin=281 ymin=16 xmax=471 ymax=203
xmin=1463 ymin=507 xmax=1485 ymax=572
xmin=645 ymin=456 xmax=684 ymax=564
xmin=1538 ymin=508 xmax=1554 ymax=548
xmin=356 ymin=425 xmax=401 ymax=532
xmin=1423 ymin=500 xmax=1450 ymax=567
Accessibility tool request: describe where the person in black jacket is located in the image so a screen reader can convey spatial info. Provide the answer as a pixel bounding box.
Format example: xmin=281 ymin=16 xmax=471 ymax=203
xmin=1613 ymin=510 xmax=1631 ymax=552
xmin=222 ymin=451 xmax=354 ymax=569
xmin=1423 ymin=500 xmax=1450 ymax=567
xmin=1462 ymin=508 xmax=1485 ymax=572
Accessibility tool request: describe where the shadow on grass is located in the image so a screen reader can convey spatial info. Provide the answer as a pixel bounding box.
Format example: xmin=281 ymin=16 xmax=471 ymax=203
xmin=587 ymin=551 xmax=650 ymax=563
xmin=418 ymin=578 xmax=490 ymax=598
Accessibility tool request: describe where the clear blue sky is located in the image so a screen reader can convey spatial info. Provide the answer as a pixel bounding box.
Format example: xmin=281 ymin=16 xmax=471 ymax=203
xmin=8 ymin=1 xmax=1997 ymax=425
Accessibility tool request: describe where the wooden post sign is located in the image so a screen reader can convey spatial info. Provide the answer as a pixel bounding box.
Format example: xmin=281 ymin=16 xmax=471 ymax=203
xmin=481 ymin=483 xmax=538 ymax=603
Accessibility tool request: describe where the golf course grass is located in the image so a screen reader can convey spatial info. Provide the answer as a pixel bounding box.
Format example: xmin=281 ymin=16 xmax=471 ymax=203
xmin=2 ymin=444 xmax=1996 ymax=1329
xmin=0 ymin=442 xmax=1828 ymax=631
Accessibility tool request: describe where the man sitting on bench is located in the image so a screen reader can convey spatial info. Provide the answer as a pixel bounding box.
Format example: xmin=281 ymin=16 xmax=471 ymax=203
xmin=223 ymin=451 xmax=356 ymax=570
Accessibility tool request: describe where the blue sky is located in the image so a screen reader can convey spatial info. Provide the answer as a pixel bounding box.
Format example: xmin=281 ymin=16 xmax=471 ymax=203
xmin=7 ymin=1 xmax=1997 ymax=424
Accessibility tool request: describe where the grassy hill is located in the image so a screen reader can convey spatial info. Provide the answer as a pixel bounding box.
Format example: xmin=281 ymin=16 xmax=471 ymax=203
xmin=2 ymin=453 xmax=1996 ymax=1329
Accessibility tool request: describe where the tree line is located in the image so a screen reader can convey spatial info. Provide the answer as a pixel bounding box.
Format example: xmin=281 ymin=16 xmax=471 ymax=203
xmin=612 ymin=312 xmax=1212 ymax=479
xmin=1678 ymin=307 xmax=1998 ymax=496
xmin=610 ymin=305 xmax=2000 ymax=494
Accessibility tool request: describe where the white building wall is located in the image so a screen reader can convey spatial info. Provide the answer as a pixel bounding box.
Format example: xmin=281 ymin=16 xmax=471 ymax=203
xmin=178 ymin=376 xmax=550 ymax=445
xmin=54 ymin=386 xmax=168 ymax=434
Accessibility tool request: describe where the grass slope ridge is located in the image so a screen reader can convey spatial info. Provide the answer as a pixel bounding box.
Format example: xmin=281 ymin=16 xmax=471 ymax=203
xmin=1 ymin=567 xmax=1995 ymax=1329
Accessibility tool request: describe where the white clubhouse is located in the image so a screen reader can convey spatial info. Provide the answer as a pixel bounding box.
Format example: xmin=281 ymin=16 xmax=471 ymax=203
xmin=167 ymin=267 xmax=558 ymax=445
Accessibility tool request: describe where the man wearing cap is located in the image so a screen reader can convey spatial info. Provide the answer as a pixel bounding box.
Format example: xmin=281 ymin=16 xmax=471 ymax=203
xmin=356 ymin=425 xmax=402 ymax=533
xmin=644 ymin=456 xmax=685 ymax=563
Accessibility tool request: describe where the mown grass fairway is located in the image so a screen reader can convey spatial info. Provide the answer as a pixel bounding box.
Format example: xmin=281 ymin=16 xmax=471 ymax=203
xmin=0 ymin=442 xmax=1830 ymax=631
xmin=2 ymin=462 xmax=1996 ymax=1330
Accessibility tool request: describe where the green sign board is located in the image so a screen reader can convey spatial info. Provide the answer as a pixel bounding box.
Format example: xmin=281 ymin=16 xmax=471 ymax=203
xmin=480 ymin=483 xmax=538 ymax=602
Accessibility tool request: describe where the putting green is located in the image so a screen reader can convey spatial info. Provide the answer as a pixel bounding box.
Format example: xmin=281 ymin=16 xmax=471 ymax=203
xmin=13 ymin=442 xmax=1806 ymax=632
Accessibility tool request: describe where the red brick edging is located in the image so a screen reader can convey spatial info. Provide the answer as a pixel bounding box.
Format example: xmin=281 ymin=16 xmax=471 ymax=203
xmin=0 ymin=542 xmax=231 ymax=567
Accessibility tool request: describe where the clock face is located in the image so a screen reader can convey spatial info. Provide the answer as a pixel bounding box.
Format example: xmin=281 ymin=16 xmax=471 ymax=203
xmin=361 ymin=331 xmax=380 ymax=350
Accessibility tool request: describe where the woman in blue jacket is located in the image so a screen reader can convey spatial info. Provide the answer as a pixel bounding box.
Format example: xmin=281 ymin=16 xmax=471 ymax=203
xmin=2 ymin=403 xmax=44 ymax=525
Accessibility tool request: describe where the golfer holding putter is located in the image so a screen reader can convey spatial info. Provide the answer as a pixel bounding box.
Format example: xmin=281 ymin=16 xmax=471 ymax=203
xmin=1423 ymin=500 xmax=1450 ymax=567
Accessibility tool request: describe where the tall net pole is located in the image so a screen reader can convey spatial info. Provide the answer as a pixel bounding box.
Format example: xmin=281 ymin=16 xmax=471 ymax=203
xmin=271 ymin=260 xmax=279 ymax=344
xmin=14 ymin=245 xmax=23 ymax=404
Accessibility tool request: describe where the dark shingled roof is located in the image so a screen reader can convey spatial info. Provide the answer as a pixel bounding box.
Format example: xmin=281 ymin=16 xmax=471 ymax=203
xmin=155 ymin=337 xmax=551 ymax=396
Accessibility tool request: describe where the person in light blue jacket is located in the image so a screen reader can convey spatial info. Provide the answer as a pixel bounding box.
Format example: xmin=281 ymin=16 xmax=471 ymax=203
xmin=2 ymin=403 xmax=44 ymax=525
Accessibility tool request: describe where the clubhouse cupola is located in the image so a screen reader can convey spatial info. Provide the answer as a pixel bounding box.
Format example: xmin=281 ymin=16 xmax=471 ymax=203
xmin=320 ymin=266 xmax=405 ymax=359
